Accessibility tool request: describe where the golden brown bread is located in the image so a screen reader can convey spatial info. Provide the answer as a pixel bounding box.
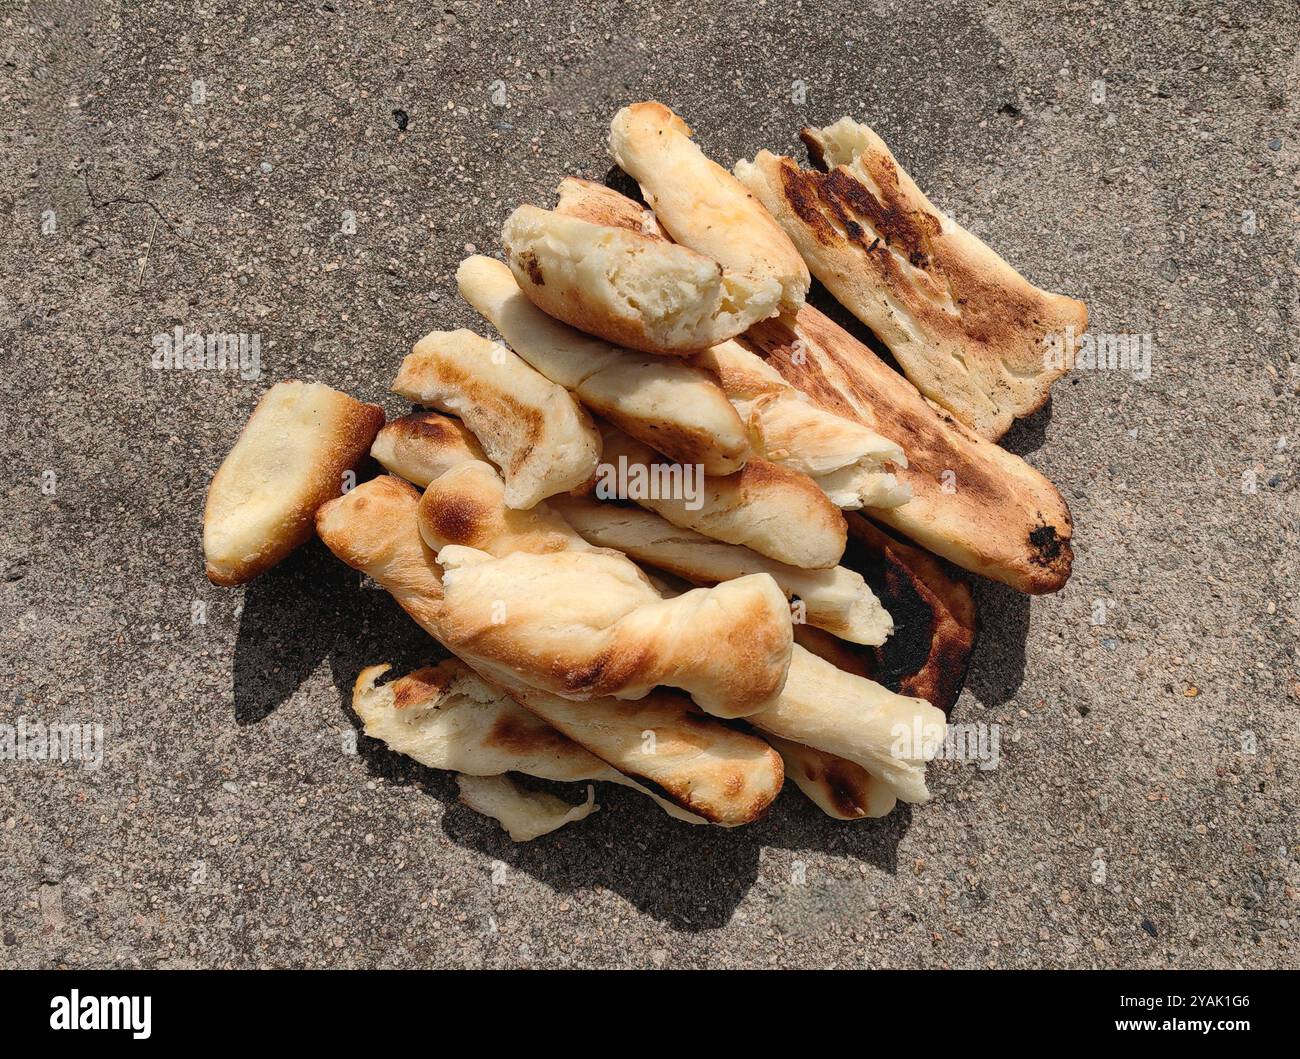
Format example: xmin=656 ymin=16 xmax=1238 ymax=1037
xmin=456 ymin=254 xmax=750 ymax=474
xmin=608 ymin=102 xmax=810 ymax=314
xmin=767 ymin=734 xmax=897 ymax=820
xmin=315 ymin=477 xmax=784 ymax=826
xmin=391 ymin=328 xmax=599 ymax=509
xmin=416 ymin=460 xmax=794 ymax=717
xmin=369 ymin=411 xmax=486 ymax=487
xmin=417 ymin=460 xmax=591 ymax=557
xmin=203 ymin=381 xmax=384 ymax=586
xmin=735 ymin=119 xmax=1089 ymax=440
xmin=353 ymin=661 xmax=702 ymax=824
xmin=501 ymin=205 xmax=781 ymax=354
xmin=550 ymin=176 xmax=908 ymax=509
xmin=433 ymin=544 xmax=793 ymax=719
xmin=555 ymin=176 xmax=664 ymax=234
xmin=747 ymin=644 xmax=944 ymax=805
xmin=429 ymin=469 xmax=944 ymax=806
xmin=553 ymin=494 xmax=893 ymax=646
xmin=693 ymin=339 xmax=910 ymax=509
xmin=745 ymin=307 xmax=1074 ymax=593
xmin=595 ymin=422 xmax=848 ymax=569
xmin=354 ymin=661 xmax=602 ymax=782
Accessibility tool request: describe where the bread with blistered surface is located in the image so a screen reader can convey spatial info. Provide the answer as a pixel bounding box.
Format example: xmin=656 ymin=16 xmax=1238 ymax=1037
xmin=457 ymin=254 xmax=750 ymax=474
xmin=596 ymin=423 xmax=847 ymax=569
xmin=353 ymin=660 xmax=702 ymax=823
xmin=554 ymin=495 xmax=892 ymax=646
xmin=203 ymin=380 xmax=383 ymax=586
xmin=433 ymin=543 xmax=793 ymax=719
xmin=547 ymin=176 xmax=908 ymax=506
xmin=369 ymin=411 xmax=485 ymax=487
xmin=735 ymin=119 xmax=1088 ymax=440
xmin=417 ymin=460 xmax=592 ymax=557
xmin=767 ymin=734 xmax=898 ymax=820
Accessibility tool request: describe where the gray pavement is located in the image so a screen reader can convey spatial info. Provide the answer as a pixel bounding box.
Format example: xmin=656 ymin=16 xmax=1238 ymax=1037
xmin=0 ymin=0 xmax=1296 ymax=968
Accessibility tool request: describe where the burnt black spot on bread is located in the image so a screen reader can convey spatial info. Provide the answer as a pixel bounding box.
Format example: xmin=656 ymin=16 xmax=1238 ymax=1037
xmin=777 ymin=160 xmax=839 ymax=246
xmin=1028 ymin=523 xmax=1062 ymax=564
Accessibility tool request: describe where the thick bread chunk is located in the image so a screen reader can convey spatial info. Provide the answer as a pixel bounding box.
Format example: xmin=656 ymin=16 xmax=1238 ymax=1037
xmin=456 ymin=774 xmax=598 ymax=842
xmin=554 ymin=495 xmax=892 ymax=646
xmin=370 ymin=411 xmax=486 ymax=487
xmin=315 ymin=477 xmax=783 ymax=826
xmin=391 ymin=328 xmax=599 ymax=509
xmin=608 ymin=102 xmax=810 ymax=314
xmin=748 ymin=645 xmax=945 ymax=805
xmin=353 ymin=661 xmax=703 ymax=824
xmin=203 ymin=380 xmax=384 ymax=586
xmin=502 ymin=205 xmax=781 ymax=354
xmin=746 ymin=308 xmax=1073 ymax=593
xmin=735 ymin=120 xmax=1089 ymax=439
xmin=433 ymin=544 xmax=793 ymax=719
xmin=767 ymin=735 xmax=898 ymax=820
xmin=596 ymin=423 xmax=847 ymax=569
xmin=417 ymin=460 xmax=592 ymax=557
xmin=457 ymin=254 xmax=749 ymax=474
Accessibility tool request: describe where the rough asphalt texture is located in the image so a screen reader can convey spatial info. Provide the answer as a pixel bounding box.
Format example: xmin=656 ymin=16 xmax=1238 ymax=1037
xmin=1 ymin=0 xmax=1297 ymax=969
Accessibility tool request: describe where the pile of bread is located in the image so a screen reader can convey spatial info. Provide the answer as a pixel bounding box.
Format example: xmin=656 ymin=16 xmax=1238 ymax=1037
xmin=203 ymin=103 xmax=1085 ymax=842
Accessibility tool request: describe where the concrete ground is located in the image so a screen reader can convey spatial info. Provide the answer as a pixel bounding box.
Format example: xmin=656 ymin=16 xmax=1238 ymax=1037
xmin=1 ymin=0 xmax=1296 ymax=969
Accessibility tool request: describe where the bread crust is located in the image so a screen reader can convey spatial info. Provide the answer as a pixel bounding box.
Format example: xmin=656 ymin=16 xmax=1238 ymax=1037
xmin=735 ymin=120 xmax=1089 ymax=440
xmin=455 ymin=774 xmax=598 ymax=842
xmin=554 ymin=495 xmax=892 ymax=646
xmin=767 ymin=734 xmax=897 ymax=820
xmin=398 ymin=465 xmax=942 ymax=807
xmin=353 ymin=661 xmax=704 ymax=825
xmin=433 ymin=545 xmax=793 ymax=719
xmin=745 ymin=307 xmax=1074 ymax=593
xmin=502 ymin=205 xmax=781 ymax=355
xmin=203 ymin=381 xmax=384 ymax=586
xmin=747 ymin=644 xmax=945 ymax=805
xmin=370 ymin=411 xmax=486 ymax=487
xmin=391 ymin=328 xmax=599 ymax=509
xmin=417 ymin=460 xmax=591 ymax=557
xmin=315 ymin=477 xmax=784 ymax=826
xmin=457 ymin=254 xmax=750 ymax=474
xmin=608 ymin=102 xmax=810 ymax=314
xmin=596 ymin=423 xmax=847 ymax=569
xmin=549 ymin=176 xmax=909 ymax=506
